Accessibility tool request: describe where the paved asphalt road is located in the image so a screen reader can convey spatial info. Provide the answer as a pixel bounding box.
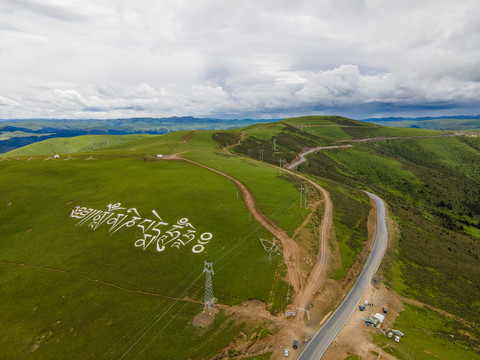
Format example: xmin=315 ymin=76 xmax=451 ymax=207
xmin=298 ymin=191 xmax=388 ymax=360
xmin=286 ymin=145 xmax=352 ymax=170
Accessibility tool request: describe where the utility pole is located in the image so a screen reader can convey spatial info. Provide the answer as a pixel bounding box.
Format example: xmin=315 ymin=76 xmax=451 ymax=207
xmin=287 ymin=281 xmax=291 ymax=303
xmin=279 ymin=159 xmax=286 ymax=174
xmin=259 ymin=149 xmax=264 ymax=162
xmin=273 ymin=138 xmax=277 ymax=150
xmin=299 ymin=185 xmax=303 ymax=206
xmin=304 ymin=185 xmax=308 ymax=208
xmin=247 ymin=149 xmax=251 ymax=158
xmin=203 ymin=261 xmax=215 ymax=315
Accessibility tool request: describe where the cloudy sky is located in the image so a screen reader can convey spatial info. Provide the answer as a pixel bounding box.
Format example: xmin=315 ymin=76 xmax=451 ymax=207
xmin=0 ymin=0 xmax=479 ymax=119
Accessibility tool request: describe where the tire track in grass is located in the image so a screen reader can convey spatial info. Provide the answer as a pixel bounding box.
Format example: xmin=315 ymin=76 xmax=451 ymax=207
xmin=0 ymin=261 xmax=203 ymax=304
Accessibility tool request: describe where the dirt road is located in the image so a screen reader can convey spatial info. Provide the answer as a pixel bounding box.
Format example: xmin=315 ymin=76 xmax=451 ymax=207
xmin=291 ymin=176 xmax=332 ymax=323
xmin=172 ymin=156 xmax=303 ymax=294
xmin=170 ymin=151 xmax=336 ymax=359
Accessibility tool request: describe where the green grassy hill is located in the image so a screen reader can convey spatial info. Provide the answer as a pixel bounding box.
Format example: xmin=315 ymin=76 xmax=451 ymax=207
xmin=5 ymin=134 xmax=151 ymax=156
xmin=2 ymin=116 xmax=480 ymax=359
xmin=229 ymin=116 xmax=480 ymax=358
xmin=0 ymin=128 xmax=313 ymax=359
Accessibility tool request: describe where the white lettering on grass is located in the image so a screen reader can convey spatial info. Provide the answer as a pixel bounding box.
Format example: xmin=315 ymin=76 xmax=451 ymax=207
xmin=70 ymin=203 xmax=212 ymax=254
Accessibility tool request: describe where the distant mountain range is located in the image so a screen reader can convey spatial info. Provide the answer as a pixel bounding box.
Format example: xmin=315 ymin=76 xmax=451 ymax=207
xmin=360 ymin=115 xmax=480 ymax=131
xmin=0 ymin=117 xmax=276 ymax=153
xmin=360 ymin=114 xmax=480 ymax=122
xmin=2 ymin=115 xmax=480 ymax=154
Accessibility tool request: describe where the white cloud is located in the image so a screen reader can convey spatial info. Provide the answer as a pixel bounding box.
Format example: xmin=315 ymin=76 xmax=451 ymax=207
xmin=0 ymin=95 xmax=17 ymax=106
xmin=0 ymin=0 xmax=479 ymax=119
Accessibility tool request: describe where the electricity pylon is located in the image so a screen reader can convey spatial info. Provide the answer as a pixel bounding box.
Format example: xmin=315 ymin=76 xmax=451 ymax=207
xmin=260 ymin=238 xmax=280 ymax=262
xmin=203 ymin=261 xmax=215 ymax=315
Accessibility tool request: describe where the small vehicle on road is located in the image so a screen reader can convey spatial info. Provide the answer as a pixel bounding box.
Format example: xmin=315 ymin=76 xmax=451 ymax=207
xmin=284 ymin=349 xmax=290 ymax=357
xmin=293 ymin=340 xmax=298 ymax=349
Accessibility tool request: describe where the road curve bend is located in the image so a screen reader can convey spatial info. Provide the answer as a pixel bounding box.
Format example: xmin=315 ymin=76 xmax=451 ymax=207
xmin=298 ymin=191 xmax=388 ymax=360
xmin=287 ymin=145 xmax=352 ymax=170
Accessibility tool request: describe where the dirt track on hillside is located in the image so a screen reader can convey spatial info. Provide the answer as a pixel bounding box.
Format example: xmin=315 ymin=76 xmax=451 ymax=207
xmin=170 ymin=155 xmax=303 ymax=294
xmin=168 ymin=149 xmax=337 ymax=358
xmin=290 ymin=175 xmax=332 ymax=322
xmin=170 ymin=154 xmax=337 ymax=357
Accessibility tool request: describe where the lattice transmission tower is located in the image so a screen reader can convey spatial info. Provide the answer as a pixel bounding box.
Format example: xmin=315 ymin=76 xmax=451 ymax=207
xmin=203 ymin=261 xmax=216 ymax=315
xmin=259 ymin=238 xmax=280 ymax=262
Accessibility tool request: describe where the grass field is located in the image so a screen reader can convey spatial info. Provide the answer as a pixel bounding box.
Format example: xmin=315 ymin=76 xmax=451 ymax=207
xmin=0 ymin=131 xmax=53 ymax=141
xmin=0 ymin=126 xmax=315 ymax=359
xmin=6 ymin=134 xmax=151 ymax=156
xmin=373 ymin=304 xmax=480 ymax=359
xmin=0 ymin=155 xmax=288 ymax=359
xmin=4 ymin=115 xmax=479 ymax=358
xmin=299 ymin=136 xmax=480 ymax=324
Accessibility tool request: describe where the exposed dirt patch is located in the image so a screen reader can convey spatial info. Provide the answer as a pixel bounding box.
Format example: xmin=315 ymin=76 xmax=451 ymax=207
xmin=181 ymin=131 xmax=195 ymax=143
xmin=423 ymin=349 xmax=442 ymax=358
xmin=192 ymin=310 xmax=216 ymax=327
xmin=31 ymin=343 xmax=40 ymax=353
xmin=323 ymin=283 xmax=403 ymax=360
xmin=65 ymin=200 xmax=73 ymax=205
xmin=7 ymin=202 xmax=12 ymax=206
xmin=292 ymin=199 xmax=323 ymax=288
xmin=309 ymin=279 xmax=344 ymax=327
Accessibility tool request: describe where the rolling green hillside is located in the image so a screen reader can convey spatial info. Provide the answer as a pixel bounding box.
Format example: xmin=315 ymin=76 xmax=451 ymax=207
xmin=5 ymin=134 xmax=151 ymax=156
xmin=0 ymin=117 xmax=276 ymax=154
xmin=0 ymin=157 xmax=279 ymax=359
xmin=230 ymin=116 xmax=480 ymax=357
xmin=0 ymin=128 xmax=314 ymax=359
xmin=233 ymin=117 xmax=480 ymax=321
xmin=2 ymin=116 xmax=480 ymax=359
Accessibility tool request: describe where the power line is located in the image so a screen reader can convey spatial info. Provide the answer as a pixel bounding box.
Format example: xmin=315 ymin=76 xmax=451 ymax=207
xmin=110 ymin=190 xmax=298 ymax=359
xmin=121 ymin=192 xmax=298 ymax=359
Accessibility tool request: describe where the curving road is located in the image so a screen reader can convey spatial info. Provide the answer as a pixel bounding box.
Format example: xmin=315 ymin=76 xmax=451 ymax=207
xmin=298 ymin=191 xmax=388 ymax=360
xmin=287 ymin=145 xmax=352 ymax=170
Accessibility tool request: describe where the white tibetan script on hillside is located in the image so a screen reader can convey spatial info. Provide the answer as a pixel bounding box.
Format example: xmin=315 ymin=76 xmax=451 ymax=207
xmin=70 ymin=203 xmax=212 ymax=253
